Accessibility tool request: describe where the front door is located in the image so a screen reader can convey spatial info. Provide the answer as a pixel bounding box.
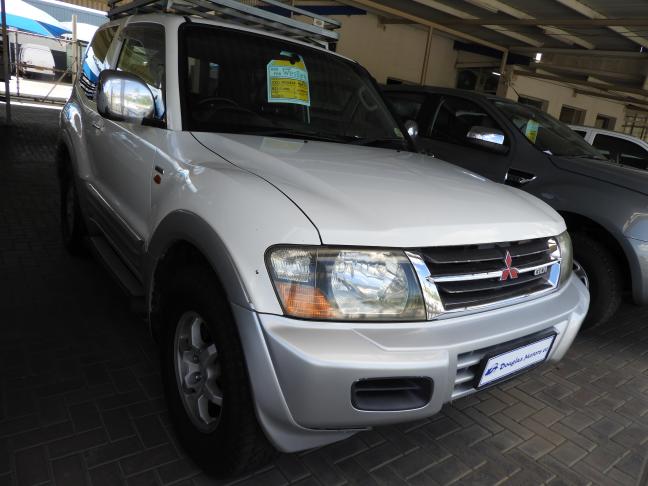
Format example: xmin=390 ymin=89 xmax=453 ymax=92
xmin=88 ymin=22 xmax=166 ymax=270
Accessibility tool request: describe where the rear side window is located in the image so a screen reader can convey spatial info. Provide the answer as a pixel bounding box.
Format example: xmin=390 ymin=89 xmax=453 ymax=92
xmin=592 ymin=134 xmax=648 ymax=169
xmin=385 ymin=92 xmax=426 ymax=123
xmin=428 ymin=96 xmax=508 ymax=148
xmin=116 ymin=23 xmax=166 ymax=119
xmin=80 ymin=26 xmax=117 ymax=100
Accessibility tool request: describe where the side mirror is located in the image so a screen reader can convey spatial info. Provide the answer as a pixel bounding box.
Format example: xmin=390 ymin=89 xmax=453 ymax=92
xmin=404 ymin=119 xmax=419 ymax=139
xmin=96 ymin=69 xmax=155 ymax=124
xmin=466 ymin=126 xmax=508 ymax=154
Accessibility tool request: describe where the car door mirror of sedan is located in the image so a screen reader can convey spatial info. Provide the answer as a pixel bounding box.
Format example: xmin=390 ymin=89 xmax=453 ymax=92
xmin=96 ymin=69 xmax=156 ymax=125
xmin=466 ymin=126 xmax=508 ymax=154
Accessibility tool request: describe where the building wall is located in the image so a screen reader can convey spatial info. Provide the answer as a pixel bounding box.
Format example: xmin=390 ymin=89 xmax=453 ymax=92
xmin=503 ymin=74 xmax=627 ymax=127
xmin=333 ymin=12 xmax=456 ymax=87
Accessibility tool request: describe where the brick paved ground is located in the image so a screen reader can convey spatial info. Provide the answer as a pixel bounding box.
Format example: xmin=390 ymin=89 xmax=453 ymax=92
xmin=1 ymin=103 xmax=647 ymax=486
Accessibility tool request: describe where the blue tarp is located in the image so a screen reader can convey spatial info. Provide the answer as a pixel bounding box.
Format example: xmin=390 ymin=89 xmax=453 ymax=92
xmin=3 ymin=11 xmax=70 ymax=36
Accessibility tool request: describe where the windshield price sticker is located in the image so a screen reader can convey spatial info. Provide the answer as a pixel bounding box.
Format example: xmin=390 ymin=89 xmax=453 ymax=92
xmin=525 ymin=119 xmax=539 ymax=143
xmin=267 ymin=55 xmax=311 ymax=107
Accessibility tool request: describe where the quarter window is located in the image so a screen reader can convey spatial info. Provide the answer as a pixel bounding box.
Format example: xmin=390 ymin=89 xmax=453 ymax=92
xmin=117 ymin=24 xmax=166 ymax=119
xmin=592 ymin=134 xmax=648 ymax=169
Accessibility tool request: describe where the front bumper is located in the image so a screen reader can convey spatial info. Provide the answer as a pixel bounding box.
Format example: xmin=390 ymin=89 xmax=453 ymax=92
xmin=234 ymin=275 xmax=588 ymax=453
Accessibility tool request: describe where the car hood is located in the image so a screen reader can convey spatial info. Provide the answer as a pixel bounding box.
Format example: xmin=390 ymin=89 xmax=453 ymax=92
xmin=551 ymin=155 xmax=648 ymax=196
xmin=193 ymin=133 xmax=565 ymax=247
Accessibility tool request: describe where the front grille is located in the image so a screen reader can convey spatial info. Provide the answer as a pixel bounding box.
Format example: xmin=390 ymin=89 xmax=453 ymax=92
xmin=419 ymin=237 xmax=560 ymax=314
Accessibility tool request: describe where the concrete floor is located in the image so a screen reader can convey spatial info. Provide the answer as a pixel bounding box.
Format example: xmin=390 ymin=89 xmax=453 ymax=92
xmin=1 ymin=102 xmax=647 ymax=486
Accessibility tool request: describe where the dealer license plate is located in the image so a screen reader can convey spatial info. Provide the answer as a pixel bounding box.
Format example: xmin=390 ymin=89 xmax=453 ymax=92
xmin=477 ymin=334 xmax=556 ymax=388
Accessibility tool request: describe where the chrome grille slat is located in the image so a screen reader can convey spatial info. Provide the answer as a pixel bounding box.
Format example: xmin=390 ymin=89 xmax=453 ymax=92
xmin=418 ymin=237 xmax=560 ymax=315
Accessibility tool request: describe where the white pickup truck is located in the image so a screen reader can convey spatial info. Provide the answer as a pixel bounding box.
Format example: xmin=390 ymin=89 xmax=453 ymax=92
xmin=57 ymin=1 xmax=589 ymax=477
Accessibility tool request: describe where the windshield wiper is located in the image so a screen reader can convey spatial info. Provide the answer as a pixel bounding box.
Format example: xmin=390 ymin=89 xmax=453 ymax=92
xmin=348 ymin=137 xmax=408 ymax=148
xmin=239 ymin=128 xmax=349 ymax=143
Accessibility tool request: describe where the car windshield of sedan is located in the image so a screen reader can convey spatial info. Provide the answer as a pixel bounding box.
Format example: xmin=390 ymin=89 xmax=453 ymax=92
xmin=180 ymin=25 xmax=407 ymax=149
xmin=493 ymin=100 xmax=608 ymax=160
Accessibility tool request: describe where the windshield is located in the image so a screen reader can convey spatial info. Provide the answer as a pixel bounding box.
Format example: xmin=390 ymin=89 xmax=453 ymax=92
xmin=180 ymin=25 xmax=406 ymax=148
xmin=493 ymin=100 xmax=607 ymax=160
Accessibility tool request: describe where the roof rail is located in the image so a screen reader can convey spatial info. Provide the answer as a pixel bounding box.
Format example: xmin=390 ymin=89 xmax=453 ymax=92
xmin=107 ymin=0 xmax=340 ymax=46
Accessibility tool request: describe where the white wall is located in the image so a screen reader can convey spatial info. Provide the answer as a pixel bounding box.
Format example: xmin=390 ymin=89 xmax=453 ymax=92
xmin=503 ymin=74 xmax=626 ymax=127
xmin=333 ymin=13 xmax=457 ymax=87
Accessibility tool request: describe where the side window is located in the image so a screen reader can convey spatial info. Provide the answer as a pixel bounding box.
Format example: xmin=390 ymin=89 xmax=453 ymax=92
xmin=116 ymin=24 xmax=166 ymax=119
xmin=385 ymin=92 xmax=426 ymax=123
xmin=572 ymin=129 xmax=587 ymax=138
xmin=592 ymin=134 xmax=648 ymax=169
xmin=428 ymin=96 xmax=508 ymax=149
xmin=80 ymin=26 xmax=117 ymax=100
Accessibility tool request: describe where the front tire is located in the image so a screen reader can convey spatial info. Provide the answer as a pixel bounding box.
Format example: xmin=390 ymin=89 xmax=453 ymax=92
xmin=571 ymin=232 xmax=622 ymax=329
xmin=159 ymin=266 xmax=276 ymax=477
xmin=59 ymin=164 xmax=87 ymax=255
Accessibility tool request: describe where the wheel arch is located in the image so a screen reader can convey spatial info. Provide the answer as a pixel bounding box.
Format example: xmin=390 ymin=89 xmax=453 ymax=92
xmin=146 ymin=210 xmax=252 ymax=340
xmin=559 ymin=211 xmax=631 ymax=291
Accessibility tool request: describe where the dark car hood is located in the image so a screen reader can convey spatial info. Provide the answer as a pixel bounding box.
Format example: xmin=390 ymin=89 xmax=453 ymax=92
xmin=551 ymin=155 xmax=648 ymax=196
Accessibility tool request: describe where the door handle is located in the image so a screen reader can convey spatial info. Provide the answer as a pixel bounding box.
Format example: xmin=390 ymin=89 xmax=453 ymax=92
xmin=92 ymin=119 xmax=104 ymax=131
xmin=505 ymin=168 xmax=536 ymax=187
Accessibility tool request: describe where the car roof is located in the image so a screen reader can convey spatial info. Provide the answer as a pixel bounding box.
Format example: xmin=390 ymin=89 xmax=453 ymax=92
xmin=101 ymin=13 xmax=353 ymax=63
xmin=569 ymin=125 xmax=647 ymax=142
xmin=382 ymin=85 xmax=511 ymax=104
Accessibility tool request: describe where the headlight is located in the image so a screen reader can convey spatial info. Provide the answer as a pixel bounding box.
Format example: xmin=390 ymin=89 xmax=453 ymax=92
xmin=556 ymin=231 xmax=573 ymax=286
xmin=266 ymin=247 xmax=426 ymax=321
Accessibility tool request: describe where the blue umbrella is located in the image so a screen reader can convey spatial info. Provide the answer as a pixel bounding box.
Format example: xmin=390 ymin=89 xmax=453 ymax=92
xmin=1 ymin=0 xmax=70 ymax=37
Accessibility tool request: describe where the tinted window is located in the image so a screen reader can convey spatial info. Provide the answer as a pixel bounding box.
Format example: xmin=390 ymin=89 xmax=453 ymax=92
xmin=180 ymin=25 xmax=405 ymax=148
xmin=494 ymin=100 xmax=605 ymax=159
xmin=80 ymin=26 xmax=117 ymax=99
xmin=428 ymin=96 xmax=508 ymax=148
xmin=593 ymin=134 xmax=648 ymax=169
xmin=572 ymin=129 xmax=586 ymax=138
xmin=117 ymin=24 xmax=165 ymax=119
xmin=384 ymin=92 xmax=426 ymax=122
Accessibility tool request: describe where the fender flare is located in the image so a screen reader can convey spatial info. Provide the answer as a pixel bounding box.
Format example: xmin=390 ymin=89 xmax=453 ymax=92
xmin=145 ymin=210 xmax=252 ymax=318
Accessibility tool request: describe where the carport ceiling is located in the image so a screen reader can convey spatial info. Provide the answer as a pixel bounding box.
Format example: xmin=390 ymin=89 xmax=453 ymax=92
xmin=343 ymin=0 xmax=648 ymax=52
xmin=341 ymin=0 xmax=648 ymax=104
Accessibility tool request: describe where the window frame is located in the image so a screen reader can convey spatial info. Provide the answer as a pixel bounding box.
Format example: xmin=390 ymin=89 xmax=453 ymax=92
xmin=114 ymin=22 xmax=167 ymax=126
xmin=425 ymin=94 xmax=511 ymax=153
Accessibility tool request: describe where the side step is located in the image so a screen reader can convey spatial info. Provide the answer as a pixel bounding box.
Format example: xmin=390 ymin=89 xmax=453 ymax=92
xmin=88 ymin=236 xmax=146 ymax=307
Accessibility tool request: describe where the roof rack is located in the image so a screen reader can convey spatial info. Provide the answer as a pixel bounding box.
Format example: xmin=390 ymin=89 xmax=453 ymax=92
xmin=107 ymin=0 xmax=340 ymax=46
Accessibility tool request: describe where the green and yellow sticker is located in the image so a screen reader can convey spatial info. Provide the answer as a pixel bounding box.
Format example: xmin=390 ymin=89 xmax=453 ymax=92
xmin=267 ymin=53 xmax=310 ymax=107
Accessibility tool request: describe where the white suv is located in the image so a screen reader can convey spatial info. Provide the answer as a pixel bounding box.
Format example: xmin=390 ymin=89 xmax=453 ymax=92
xmin=570 ymin=124 xmax=648 ymax=170
xmin=58 ymin=6 xmax=589 ymax=477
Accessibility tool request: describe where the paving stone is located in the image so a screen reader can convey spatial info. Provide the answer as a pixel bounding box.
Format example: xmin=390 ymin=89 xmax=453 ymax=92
xmin=550 ymin=441 xmax=588 ymax=467
xmin=52 ymin=454 xmax=87 ymax=486
xmin=518 ymin=435 xmax=555 ymax=460
xmin=89 ymin=462 xmax=124 ymax=486
xmin=15 ymin=446 xmax=49 ymax=486
xmin=119 ymin=443 xmax=177 ymax=476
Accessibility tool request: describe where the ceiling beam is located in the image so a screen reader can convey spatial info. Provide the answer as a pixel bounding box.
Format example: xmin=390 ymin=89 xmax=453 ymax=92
xmin=412 ymin=0 xmax=544 ymax=47
xmin=553 ymin=0 xmax=648 ymax=50
xmin=437 ymin=18 xmax=648 ymax=27
xmin=461 ymin=0 xmax=594 ymax=48
xmin=533 ymin=64 xmax=642 ymax=83
xmin=509 ymin=46 xmax=648 ymax=58
xmin=340 ymin=0 xmax=507 ymax=51
xmin=512 ymin=68 xmax=648 ymax=97
xmin=572 ymin=88 xmax=648 ymax=109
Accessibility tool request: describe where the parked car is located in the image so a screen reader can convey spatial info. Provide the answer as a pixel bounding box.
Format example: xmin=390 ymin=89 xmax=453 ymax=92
xmin=58 ymin=11 xmax=588 ymax=477
xmin=570 ymin=124 xmax=648 ymax=170
xmin=384 ymin=85 xmax=648 ymax=328
xmin=19 ymin=43 xmax=55 ymax=79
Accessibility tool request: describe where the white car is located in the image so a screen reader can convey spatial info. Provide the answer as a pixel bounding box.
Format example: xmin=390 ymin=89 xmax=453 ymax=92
xmin=19 ymin=43 xmax=55 ymax=79
xmin=58 ymin=3 xmax=589 ymax=477
xmin=570 ymin=124 xmax=648 ymax=170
